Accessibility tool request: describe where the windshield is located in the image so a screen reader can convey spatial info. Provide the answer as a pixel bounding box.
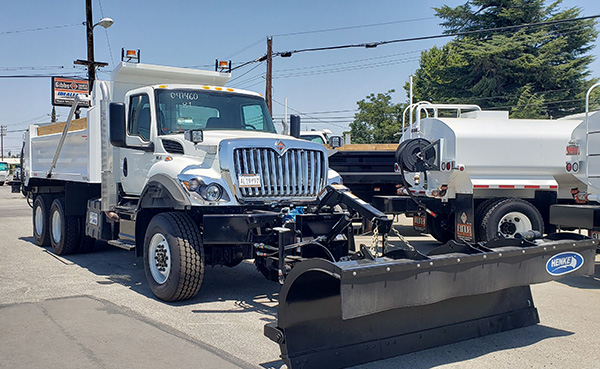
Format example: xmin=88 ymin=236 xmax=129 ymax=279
xmin=156 ymin=90 xmax=276 ymax=135
xmin=0 ymin=163 xmax=8 ymax=171
xmin=300 ymin=135 xmax=326 ymax=145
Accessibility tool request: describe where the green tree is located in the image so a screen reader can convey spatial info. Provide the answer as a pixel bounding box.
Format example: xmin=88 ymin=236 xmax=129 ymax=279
xmin=349 ymin=90 xmax=404 ymax=143
xmin=408 ymin=0 xmax=598 ymax=118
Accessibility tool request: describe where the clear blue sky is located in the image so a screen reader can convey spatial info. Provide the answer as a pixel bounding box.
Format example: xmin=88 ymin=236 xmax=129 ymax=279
xmin=1 ymin=0 xmax=600 ymax=154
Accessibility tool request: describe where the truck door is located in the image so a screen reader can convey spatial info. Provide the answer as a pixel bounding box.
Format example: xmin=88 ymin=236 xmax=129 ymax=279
xmin=120 ymin=93 xmax=156 ymax=196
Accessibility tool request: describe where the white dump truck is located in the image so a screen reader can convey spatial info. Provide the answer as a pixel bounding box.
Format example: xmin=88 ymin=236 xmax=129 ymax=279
xmin=550 ymin=83 xmax=600 ymax=239
xmin=375 ymin=102 xmax=587 ymax=243
xmin=22 ymin=60 xmax=402 ymax=302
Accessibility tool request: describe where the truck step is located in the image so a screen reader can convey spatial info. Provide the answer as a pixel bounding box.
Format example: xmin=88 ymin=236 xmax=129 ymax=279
xmin=107 ymin=240 xmax=136 ymax=251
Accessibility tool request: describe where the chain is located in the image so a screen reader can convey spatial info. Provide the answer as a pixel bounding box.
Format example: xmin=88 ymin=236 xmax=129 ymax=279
xmin=370 ymin=224 xmax=380 ymax=256
xmin=391 ymin=226 xmax=415 ymax=251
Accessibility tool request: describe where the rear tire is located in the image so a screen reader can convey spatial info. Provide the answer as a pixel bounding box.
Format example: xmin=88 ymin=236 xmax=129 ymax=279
xmin=427 ymin=213 xmax=454 ymax=243
xmin=33 ymin=195 xmax=52 ymax=246
xmin=480 ymin=198 xmax=544 ymax=242
xmin=49 ymin=198 xmax=81 ymax=255
xmin=143 ymin=212 xmax=204 ymax=302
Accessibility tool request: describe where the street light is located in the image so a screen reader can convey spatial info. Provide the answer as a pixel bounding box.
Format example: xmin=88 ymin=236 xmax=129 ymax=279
xmin=75 ymin=0 xmax=114 ymax=93
xmin=93 ymin=17 xmax=114 ymax=29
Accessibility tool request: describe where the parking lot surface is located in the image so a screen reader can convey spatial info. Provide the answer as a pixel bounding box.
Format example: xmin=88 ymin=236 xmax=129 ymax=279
xmin=0 ymin=185 xmax=599 ymax=368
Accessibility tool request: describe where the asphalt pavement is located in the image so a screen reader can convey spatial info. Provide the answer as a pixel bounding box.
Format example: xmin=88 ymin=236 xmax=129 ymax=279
xmin=0 ymin=185 xmax=599 ymax=369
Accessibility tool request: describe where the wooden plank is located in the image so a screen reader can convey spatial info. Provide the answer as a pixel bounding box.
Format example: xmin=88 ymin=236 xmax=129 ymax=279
xmin=36 ymin=118 xmax=88 ymax=136
xmin=336 ymin=144 xmax=398 ymax=151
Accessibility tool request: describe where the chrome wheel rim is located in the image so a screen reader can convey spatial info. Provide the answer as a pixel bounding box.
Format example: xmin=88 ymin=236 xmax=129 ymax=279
xmin=51 ymin=209 xmax=62 ymax=244
xmin=498 ymin=211 xmax=532 ymax=238
xmin=34 ymin=205 xmax=44 ymax=236
xmin=148 ymin=233 xmax=171 ymax=284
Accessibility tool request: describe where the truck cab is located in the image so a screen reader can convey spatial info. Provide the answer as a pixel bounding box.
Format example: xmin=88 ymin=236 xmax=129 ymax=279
xmin=0 ymin=162 xmax=9 ymax=185
xmin=23 ymin=61 xmax=345 ymax=302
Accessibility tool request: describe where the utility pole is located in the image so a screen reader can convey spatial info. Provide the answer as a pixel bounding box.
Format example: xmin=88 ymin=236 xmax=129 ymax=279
xmin=74 ymin=0 xmax=110 ymax=92
xmin=85 ymin=0 xmax=95 ymax=91
xmin=0 ymin=125 xmax=6 ymax=160
xmin=266 ymin=36 xmax=273 ymax=115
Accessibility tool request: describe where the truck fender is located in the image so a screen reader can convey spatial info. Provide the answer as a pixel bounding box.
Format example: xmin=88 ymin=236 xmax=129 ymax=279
xmin=134 ymin=175 xmax=192 ymax=257
xmin=138 ymin=174 xmax=191 ymax=210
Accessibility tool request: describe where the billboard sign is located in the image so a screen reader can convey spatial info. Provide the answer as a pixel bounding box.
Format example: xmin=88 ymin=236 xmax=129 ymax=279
xmin=51 ymin=77 xmax=90 ymax=107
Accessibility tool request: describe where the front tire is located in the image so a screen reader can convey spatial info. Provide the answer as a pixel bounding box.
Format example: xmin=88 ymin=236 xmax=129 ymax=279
xmin=49 ymin=198 xmax=81 ymax=255
xmin=143 ymin=212 xmax=204 ymax=302
xmin=480 ymin=198 xmax=544 ymax=241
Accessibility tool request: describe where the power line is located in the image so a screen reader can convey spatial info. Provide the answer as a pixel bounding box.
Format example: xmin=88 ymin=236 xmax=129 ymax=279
xmin=224 ymin=38 xmax=265 ymax=60
xmin=273 ymin=99 xmax=349 ymax=130
xmin=0 ymin=74 xmax=86 ymax=79
xmin=275 ymin=14 xmax=600 ymax=57
xmin=0 ymin=23 xmax=83 ymax=35
xmin=273 ymin=17 xmax=436 ymax=37
xmin=228 ymin=62 xmax=264 ymax=84
xmin=97 ymin=0 xmax=115 ymax=66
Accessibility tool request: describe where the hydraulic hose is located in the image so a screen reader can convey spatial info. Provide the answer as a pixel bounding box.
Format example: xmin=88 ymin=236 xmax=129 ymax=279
xmin=395 ymin=138 xmax=438 ymax=217
xmin=395 ymin=138 xmax=435 ymax=172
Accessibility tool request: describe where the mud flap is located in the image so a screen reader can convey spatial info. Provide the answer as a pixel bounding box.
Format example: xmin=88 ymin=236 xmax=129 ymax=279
xmin=265 ymin=237 xmax=598 ymax=369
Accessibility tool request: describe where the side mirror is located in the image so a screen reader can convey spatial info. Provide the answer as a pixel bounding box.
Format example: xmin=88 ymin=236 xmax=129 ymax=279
xmin=290 ymin=115 xmax=301 ymax=138
xmin=329 ymin=136 xmax=343 ymax=148
xmin=184 ymin=129 xmax=204 ymax=144
xmin=109 ymin=103 xmax=126 ymax=148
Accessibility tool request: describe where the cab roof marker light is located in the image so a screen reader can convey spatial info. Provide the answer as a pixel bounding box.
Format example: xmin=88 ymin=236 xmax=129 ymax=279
xmin=122 ymin=48 xmax=140 ymax=63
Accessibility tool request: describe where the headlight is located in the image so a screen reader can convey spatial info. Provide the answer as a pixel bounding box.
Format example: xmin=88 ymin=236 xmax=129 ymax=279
xmin=203 ymin=183 xmax=223 ymax=201
xmin=179 ymin=174 xmax=230 ymax=203
xmin=187 ymin=178 xmax=200 ymax=191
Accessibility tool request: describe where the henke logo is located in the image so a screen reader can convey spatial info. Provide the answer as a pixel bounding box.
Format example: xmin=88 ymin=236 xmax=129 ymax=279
xmin=545 ymin=252 xmax=584 ymax=276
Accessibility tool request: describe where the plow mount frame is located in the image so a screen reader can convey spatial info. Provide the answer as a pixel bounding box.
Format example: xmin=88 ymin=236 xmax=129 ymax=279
xmin=265 ymin=236 xmax=598 ymax=369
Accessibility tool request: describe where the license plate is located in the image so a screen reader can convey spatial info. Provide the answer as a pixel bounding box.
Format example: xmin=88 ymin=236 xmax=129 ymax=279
xmin=413 ymin=214 xmax=426 ymax=231
xmin=239 ymin=174 xmax=261 ymax=188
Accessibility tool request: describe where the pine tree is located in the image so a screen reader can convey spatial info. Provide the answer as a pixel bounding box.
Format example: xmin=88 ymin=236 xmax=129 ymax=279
xmin=408 ymin=0 xmax=598 ymax=118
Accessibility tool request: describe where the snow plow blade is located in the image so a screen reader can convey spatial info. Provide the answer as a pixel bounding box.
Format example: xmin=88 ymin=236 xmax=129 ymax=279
xmin=265 ymin=235 xmax=598 ymax=369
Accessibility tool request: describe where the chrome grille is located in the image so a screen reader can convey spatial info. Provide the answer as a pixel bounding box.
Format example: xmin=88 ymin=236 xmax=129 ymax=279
xmin=233 ymin=148 xmax=326 ymax=198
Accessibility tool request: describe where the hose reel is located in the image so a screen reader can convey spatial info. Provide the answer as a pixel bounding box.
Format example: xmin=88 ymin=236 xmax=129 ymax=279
xmin=395 ymin=138 xmax=438 ymax=172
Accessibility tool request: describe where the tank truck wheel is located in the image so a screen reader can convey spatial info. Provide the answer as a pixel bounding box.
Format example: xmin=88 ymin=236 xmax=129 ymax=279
xmin=33 ymin=195 xmax=52 ymax=246
xmin=49 ymin=198 xmax=81 ymax=255
xmin=480 ymin=198 xmax=544 ymax=242
xmin=143 ymin=212 xmax=204 ymax=302
xmin=427 ymin=213 xmax=454 ymax=243
xmin=475 ymin=198 xmax=505 ymax=242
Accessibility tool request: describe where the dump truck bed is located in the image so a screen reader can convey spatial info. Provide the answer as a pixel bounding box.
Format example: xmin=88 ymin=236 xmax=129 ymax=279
xmin=27 ymin=118 xmax=101 ymax=183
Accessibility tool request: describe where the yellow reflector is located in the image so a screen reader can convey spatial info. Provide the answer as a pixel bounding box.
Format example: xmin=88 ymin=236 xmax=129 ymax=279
xmin=227 ymin=88 xmax=234 ymax=92
xmin=203 ymin=86 xmax=210 ymax=90
xmin=215 ymin=87 xmax=223 ymax=91
xmin=158 ymin=85 xmax=167 ymax=88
